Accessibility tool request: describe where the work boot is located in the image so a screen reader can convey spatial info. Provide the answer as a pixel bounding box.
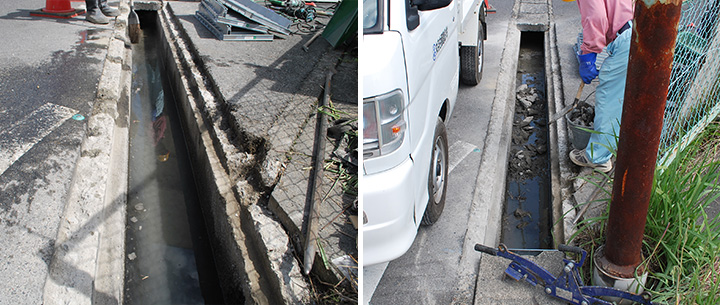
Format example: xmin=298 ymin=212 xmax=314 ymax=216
xmin=99 ymin=0 xmax=120 ymax=17
xmin=569 ymin=149 xmax=612 ymax=173
xmin=86 ymin=8 xmax=110 ymax=24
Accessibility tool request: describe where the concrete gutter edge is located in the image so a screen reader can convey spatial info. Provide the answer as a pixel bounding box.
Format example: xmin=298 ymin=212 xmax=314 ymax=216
xmin=465 ymin=0 xmax=521 ymax=253
xmin=545 ymin=6 xmax=574 ymax=246
xmin=545 ymin=6 xmax=578 ymax=245
xmin=43 ymin=1 xmax=133 ymax=304
xmin=158 ymin=4 xmax=311 ymax=304
xmin=93 ymin=26 xmax=132 ymax=305
xmin=456 ymin=1 xmax=523 ymax=302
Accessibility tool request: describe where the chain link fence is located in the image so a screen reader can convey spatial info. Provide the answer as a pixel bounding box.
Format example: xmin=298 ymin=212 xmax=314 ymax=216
xmin=572 ymin=0 xmax=720 ymax=166
xmin=659 ymin=0 xmax=720 ymax=166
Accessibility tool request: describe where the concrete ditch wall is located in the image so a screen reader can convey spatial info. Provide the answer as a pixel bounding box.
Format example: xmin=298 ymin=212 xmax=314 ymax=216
xmin=154 ymin=3 xmax=312 ymax=304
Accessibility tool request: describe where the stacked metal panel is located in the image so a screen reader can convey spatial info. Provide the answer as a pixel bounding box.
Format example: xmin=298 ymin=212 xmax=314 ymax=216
xmin=221 ymin=0 xmax=292 ymax=35
xmin=196 ymin=0 xmax=291 ymax=41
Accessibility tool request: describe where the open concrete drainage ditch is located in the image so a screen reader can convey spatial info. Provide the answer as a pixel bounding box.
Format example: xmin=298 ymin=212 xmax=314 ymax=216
xmin=125 ymin=11 xmax=223 ymax=303
xmin=496 ymin=4 xmax=594 ymax=253
xmin=118 ymin=3 xmax=358 ymax=304
xmin=502 ymin=32 xmax=553 ymax=250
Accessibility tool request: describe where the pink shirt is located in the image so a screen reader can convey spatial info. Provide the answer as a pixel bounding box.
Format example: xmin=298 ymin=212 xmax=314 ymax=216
xmin=577 ymin=0 xmax=634 ymax=54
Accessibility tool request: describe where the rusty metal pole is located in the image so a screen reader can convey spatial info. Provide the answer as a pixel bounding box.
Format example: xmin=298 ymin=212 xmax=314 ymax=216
xmin=596 ymin=0 xmax=683 ymax=281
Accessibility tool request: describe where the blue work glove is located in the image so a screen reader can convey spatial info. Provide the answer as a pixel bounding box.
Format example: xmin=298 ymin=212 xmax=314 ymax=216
xmin=578 ymin=52 xmax=599 ymax=84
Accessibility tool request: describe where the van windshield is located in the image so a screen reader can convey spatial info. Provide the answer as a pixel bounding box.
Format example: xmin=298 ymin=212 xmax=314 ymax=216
xmin=363 ymin=0 xmax=380 ymax=33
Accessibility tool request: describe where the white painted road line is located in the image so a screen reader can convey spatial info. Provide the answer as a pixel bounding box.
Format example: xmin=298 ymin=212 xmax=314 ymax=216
xmin=362 ymin=262 xmax=389 ymax=305
xmin=448 ymin=140 xmax=478 ymax=174
xmin=0 ymin=103 xmax=76 ymax=176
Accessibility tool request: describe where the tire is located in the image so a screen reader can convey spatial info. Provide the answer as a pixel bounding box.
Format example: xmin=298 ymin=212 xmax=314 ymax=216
xmin=421 ymin=118 xmax=449 ymax=226
xmin=460 ymin=21 xmax=485 ymax=86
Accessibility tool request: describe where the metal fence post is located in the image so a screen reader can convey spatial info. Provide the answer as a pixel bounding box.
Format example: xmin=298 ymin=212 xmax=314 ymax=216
xmin=595 ymin=0 xmax=683 ymax=282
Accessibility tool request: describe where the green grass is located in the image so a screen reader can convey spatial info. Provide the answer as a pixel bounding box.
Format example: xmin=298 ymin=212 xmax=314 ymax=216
xmin=643 ymin=140 xmax=720 ymax=304
xmin=570 ymin=121 xmax=720 ymax=304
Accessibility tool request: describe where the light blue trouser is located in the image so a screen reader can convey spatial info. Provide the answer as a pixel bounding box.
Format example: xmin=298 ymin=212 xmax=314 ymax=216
xmin=586 ymin=24 xmax=632 ymax=164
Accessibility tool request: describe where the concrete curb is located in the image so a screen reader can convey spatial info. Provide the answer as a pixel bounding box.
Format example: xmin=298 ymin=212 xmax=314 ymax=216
xmin=545 ymin=4 xmax=575 ymax=245
xmin=548 ymin=0 xmax=612 ymax=242
xmin=547 ymin=0 xmax=603 ymax=244
xmin=458 ymin=3 xmax=523 ymax=302
xmin=157 ymin=4 xmax=311 ymax=303
xmin=249 ymin=204 xmax=309 ymax=304
xmin=158 ymin=5 xmax=277 ymax=303
xmin=462 ymin=0 xmax=522 ymax=267
xmin=42 ymin=1 xmax=133 ymax=303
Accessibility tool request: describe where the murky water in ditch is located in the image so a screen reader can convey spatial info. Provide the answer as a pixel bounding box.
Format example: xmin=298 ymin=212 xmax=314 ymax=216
xmin=501 ymin=32 xmax=553 ymax=249
xmin=125 ymin=13 xmax=222 ymax=304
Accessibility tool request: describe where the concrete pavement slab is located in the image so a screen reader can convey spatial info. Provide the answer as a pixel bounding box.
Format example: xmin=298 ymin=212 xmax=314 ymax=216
xmin=475 ymin=251 xmax=567 ymax=304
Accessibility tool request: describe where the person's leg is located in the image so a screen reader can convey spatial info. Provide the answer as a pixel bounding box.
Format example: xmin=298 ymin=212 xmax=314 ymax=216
xmin=85 ymin=0 xmax=97 ymax=11
xmin=99 ymin=0 xmax=120 ymax=17
xmin=584 ymin=26 xmax=632 ymax=164
xmin=85 ymin=0 xmax=109 ymax=24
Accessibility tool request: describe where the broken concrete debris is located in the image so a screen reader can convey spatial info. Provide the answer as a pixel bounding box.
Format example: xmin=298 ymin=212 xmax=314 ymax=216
xmin=514 ymin=207 xmax=532 ymax=220
xmin=568 ymin=102 xmax=594 ymax=128
xmin=508 ymin=84 xmax=549 ymax=181
xmin=566 ymin=102 xmax=595 ymax=149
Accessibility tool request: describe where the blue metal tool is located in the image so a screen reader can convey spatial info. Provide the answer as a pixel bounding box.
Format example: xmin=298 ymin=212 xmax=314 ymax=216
xmin=474 ymin=243 xmax=654 ymax=305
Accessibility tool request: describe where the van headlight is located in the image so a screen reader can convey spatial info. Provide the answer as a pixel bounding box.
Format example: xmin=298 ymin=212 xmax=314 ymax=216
xmin=363 ymin=89 xmax=406 ymax=159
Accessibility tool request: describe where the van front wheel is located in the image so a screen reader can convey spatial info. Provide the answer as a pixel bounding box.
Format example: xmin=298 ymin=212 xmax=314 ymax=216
xmin=460 ymin=21 xmax=485 ymax=86
xmin=421 ymin=118 xmax=448 ymax=226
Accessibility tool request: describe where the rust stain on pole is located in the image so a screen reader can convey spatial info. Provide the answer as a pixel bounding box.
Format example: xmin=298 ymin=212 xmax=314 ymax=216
xmin=603 ymin=0 xmax=683 ymax=278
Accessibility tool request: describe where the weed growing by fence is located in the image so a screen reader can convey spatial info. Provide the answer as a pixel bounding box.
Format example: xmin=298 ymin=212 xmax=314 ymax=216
xmin=571 ymin=121 xmax=720 ymax=304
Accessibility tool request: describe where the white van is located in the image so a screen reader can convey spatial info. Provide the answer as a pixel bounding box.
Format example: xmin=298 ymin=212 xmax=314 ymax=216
xmin=362 ymin=0 xmax=488 ymax=266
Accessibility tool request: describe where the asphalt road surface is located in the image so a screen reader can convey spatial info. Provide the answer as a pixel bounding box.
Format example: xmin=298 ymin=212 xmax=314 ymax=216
xmin=0 ymin=0 xmax=113 ymax=301
xmin=364 ymin=1 xmax=516 ymax=304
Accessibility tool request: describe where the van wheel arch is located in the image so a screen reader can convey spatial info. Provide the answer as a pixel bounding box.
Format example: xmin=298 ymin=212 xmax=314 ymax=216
xmin=439 ymin=100 xmax=449 ymax=122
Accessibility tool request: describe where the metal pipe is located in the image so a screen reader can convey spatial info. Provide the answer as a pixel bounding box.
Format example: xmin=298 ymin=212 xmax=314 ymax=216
xmin=303 ymin=69 xmax=335 ymax=275
xmin=302 ymin=30 xmax=324 ymax=52
xmin=600 ymin=0 xmax=683 ymax=278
